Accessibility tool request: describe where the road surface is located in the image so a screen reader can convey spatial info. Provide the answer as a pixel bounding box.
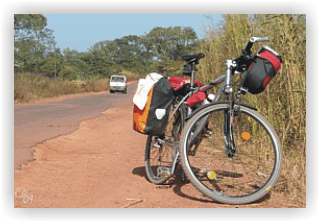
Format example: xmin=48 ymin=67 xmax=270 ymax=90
xmin=14 ymin=83 xmax=135 ymax=170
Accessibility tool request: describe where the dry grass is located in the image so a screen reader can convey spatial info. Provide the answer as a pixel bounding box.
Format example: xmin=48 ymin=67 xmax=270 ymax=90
xmin=14 ymin=70 xmax=145 ymax=104
xmin=275 ymin=150 xmax=306 ymax=206
xmin=194 ymin=14 xmax=306 ymax=207
xmin=14 ymin=73 xmax=110 ymax=103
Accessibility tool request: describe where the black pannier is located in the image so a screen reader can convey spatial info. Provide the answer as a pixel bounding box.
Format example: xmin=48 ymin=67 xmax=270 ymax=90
xmin=133 ymin=75 xmax=175 ymax=136
xmin=242 ymin=48 xmax=282 ymax=94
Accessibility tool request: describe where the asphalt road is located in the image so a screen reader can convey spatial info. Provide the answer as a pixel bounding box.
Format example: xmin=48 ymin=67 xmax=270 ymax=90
xmin=14 ymin=83 xmax=136 ymax=170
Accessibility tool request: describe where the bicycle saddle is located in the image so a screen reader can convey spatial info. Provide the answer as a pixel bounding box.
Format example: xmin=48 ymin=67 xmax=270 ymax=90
xmin=181 ymin=53 xmax=205 ymax=63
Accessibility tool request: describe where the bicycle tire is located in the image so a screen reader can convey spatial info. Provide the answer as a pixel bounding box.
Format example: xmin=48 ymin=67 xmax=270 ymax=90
xmin=144 ymin=99 xmax=185 ymax=185
xmin=179 ymin=103 xmax=282 ymax=204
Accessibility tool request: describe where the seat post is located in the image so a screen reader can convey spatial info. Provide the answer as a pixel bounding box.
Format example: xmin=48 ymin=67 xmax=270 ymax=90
xmin=190 ymin=62 xmax=195 ymax=88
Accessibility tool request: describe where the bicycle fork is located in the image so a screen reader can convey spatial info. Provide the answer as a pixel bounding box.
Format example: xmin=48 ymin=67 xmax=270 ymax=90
xmin=224 ymin=103 xmax=237 ymax=157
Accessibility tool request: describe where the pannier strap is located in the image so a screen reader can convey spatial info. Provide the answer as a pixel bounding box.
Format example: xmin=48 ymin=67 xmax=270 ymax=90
xmin=259 ymin=51 xmax=281 ymax=72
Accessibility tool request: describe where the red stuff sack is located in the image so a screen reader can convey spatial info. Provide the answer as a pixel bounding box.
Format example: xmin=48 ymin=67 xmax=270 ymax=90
xmin=168 ymin=76 xmax=190 ymax=90
xmin=168 ymin=76 xmax=204 ymax=90
xmin=187 ymin=91 xmax=207 ymax=108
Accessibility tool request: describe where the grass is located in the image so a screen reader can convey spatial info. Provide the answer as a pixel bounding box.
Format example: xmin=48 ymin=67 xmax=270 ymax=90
xmin=194 ymin=14 xmax=306 ymax=207
xmin=14 ymin=70 xmax=144 ymax=104
xmin=14 ymin=73 xmax=108 ymax=103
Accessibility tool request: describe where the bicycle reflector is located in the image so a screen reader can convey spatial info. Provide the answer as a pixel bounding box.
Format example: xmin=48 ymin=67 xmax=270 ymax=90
xmin=241 ymin=132 xmax=251 ymax=141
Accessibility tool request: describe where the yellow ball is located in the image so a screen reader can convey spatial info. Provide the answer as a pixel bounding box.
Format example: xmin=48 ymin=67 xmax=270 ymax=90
xmin=207 ymin=170 xmax=217 ymax=180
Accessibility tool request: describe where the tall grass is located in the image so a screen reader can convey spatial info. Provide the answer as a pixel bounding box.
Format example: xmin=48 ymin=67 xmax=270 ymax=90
xmin=14 ymin=73 xmax=110 ymax=103
xmin=14 ymin=69 xmax=144 ymax=103
xmin=196 ymin=14 xmax=306 ymax=206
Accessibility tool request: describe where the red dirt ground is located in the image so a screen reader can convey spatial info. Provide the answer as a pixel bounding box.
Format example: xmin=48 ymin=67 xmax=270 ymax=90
xmin=14 ymin=105 xmax=288 ymax=208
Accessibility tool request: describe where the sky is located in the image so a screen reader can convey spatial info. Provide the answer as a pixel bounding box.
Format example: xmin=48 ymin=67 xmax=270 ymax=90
xmin=44 ymin=14 xmax=223 ymax=53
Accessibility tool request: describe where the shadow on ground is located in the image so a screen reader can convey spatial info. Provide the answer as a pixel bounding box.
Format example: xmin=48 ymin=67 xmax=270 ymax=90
xmin=132 ymin=165 xmax=271 ymax=205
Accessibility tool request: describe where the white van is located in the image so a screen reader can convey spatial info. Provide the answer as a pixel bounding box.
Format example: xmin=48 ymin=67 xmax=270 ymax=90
xmin=110 ymin=75 xmax=127 ymax=94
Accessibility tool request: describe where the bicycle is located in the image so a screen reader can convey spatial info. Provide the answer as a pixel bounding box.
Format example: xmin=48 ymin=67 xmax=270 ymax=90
xmin=145 ymin=37 xmax=282 ymax=205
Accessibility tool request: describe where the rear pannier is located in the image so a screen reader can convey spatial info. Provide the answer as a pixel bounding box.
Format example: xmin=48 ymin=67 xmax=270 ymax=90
xmin=242 ymin=47 xmax=282 ymax=94
xmin=133 ymin=73 xmax=174 ymax=135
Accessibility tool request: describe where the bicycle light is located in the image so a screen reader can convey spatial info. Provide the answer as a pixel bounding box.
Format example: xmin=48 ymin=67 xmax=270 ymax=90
xmin=207 ymin=93 xmax=215 ymax=102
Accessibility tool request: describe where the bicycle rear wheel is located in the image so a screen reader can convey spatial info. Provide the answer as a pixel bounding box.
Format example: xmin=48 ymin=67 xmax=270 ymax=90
xmin=145 ymin=100 xmax=185 ymax=184
xmin=179 ymin=103 xmax=282 ymax=204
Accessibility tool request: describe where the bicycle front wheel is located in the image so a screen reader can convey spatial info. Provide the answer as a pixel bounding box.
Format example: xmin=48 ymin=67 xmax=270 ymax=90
xmin=179 ymin=103 xmax=282 ymax=204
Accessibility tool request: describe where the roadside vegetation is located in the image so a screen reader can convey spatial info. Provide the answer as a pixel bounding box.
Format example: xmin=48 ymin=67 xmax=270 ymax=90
xmin=14 ymin=70 xmax=143 ymax=103
xmin=196 ymin=14 xmax=306 ymax=207
xmin=14 ymin=14 xmax=196 ymax=103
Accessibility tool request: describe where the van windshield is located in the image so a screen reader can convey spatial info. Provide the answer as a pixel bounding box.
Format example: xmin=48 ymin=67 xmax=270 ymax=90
xmin=111 ymin=77 xmax=125 ymax=82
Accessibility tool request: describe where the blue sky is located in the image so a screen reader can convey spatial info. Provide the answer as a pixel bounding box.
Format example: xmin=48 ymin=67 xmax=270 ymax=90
xmin=44 ymin=14 xmax=223 ymax=53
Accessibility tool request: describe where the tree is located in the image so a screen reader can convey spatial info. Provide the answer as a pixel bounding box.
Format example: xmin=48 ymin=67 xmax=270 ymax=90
xmin=14 ymin=14 xmax=57 ymax=73
xmin=145 ymin=26 xmax=198 ymax=75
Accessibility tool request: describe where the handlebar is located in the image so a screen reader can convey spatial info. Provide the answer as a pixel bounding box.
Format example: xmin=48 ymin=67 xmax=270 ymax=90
xmin=244 ymin=37 xmax=270 ymax=53
xmin=234 ymin=37 xmax=270 ymax=66
xmin=249 ymin=37 xmax=270 ymax=43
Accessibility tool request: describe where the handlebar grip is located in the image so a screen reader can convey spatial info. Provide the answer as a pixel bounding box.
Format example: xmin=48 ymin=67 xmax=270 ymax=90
xmin=245 ymin=41 xmax=253 ymax=52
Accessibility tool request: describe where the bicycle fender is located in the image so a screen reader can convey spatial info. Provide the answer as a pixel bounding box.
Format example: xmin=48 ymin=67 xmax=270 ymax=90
xmin=185 ymin=101 xmax=257 ymax=121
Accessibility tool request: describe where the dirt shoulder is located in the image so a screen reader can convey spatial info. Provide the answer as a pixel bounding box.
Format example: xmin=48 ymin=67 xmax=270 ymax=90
xmin=14 ymin=105 xmax=288 ymax=208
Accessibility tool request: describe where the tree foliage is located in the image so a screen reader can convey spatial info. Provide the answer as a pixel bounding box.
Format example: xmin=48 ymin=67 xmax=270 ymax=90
xmin=14 ymin=14 xmax=198 ymax=79
xmin=14 ymin=14 xmax=60 ymax=75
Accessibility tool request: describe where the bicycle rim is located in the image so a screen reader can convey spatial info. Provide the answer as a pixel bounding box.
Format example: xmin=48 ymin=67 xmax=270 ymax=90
xmin=179 ymin=104 xmax=282 ymax=204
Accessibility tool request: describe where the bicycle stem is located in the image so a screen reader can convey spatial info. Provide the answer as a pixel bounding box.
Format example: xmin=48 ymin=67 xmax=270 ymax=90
xmin=224 ymin=59 xmax=237 ymax=95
